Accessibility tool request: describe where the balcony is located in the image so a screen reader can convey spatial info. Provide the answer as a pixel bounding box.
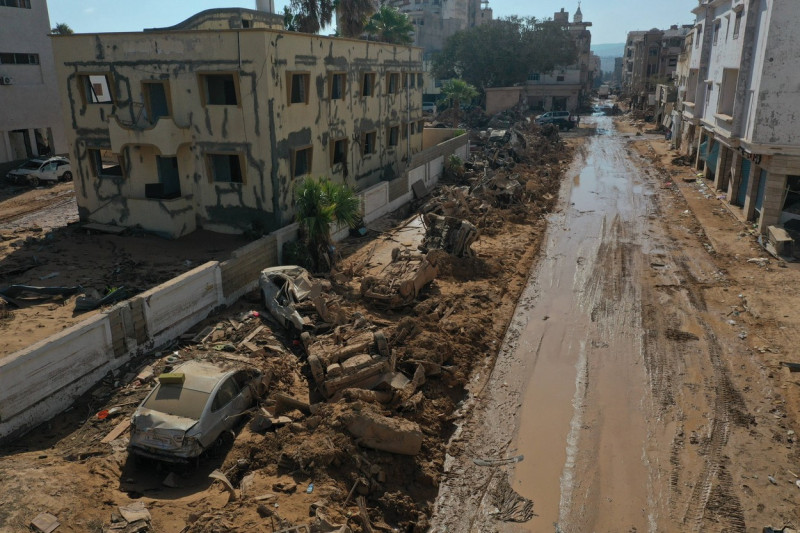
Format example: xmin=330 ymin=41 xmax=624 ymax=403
xmin=109 ymin=114 xmax=192 ymax=157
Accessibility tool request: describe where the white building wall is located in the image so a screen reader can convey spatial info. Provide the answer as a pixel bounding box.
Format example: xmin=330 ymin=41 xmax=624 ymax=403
xmin=0 ymin=0 xmax=67 ymax=163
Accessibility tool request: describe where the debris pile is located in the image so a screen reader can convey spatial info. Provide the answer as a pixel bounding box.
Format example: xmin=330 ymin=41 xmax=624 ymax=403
xmin=360 ymin=248 xmax=438 ymax=309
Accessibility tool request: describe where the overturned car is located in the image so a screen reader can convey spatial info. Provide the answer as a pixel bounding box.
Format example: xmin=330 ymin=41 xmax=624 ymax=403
xmin=258 ymin=266 xmax=314 ymax=331
xmin=128 ymin=361 xmax=262 ymax=462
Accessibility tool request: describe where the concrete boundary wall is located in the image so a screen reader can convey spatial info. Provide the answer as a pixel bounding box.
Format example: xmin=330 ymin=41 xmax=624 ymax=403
xmin=0 ymin=133 xmax=469 ymax=444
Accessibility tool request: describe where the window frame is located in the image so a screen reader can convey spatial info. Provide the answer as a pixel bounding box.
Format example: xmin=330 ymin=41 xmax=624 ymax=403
xmin=732 ymin=9 xmax=743 ymax=39
xmin=0 ymin=0 xmax=31 ymax=8
xmin=361 ymin=131 xmax=377 ymax=156
xmin=292 ymin=145 xmax=313 ymax=177
xmin=205 ymin=152 xmax=246 ymax=184
xmin=386 ymin=72 xmax=400 ymax=95
xmin=88 ymin=147 xmax=126 ymax=179
xmin=329 ymin=71 xmax=347 ymax=101
xmin=361 ymin=72 xmax=376 ymax=97
xmin=77 ymin=72 xmax=115 ymax=106
xmin=288 ymin=71 xmax=311 ymax=105
xmin=142 ymin=80 xmax=173 ymax=121
xmin=0 ymin=52 xmax=39 ymax=65
xmin=330 ymin=137 xmax=348 ymax=167
xmin=197 ymin=72 xmax=241 ymax=107
xmin=387 ymin=125 xmax=400 ymax=148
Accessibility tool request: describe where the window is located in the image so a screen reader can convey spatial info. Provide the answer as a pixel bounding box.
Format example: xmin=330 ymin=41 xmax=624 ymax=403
xmin=648 ymin=47 xmax=659 ymax=57
xmin=151 ymin=156 xmax=181 ymax=199
xmin=556 ymin=75 xmax=565 ymax=82
xmin=329 ymin=72 xmax=346 ymax=100
xmin=0 ymin=53 xmax=39 ymax=64
xmin=408 ymin=73 xmax=416 ymax=89
xmin=207 ymin=153 xmax=244 ymax=183
xmin=88 ymin=148 xmax=124 ymax=179
xmin=211 ymin=378 xmax=240 ymax=412
xmin=331 ymin=138 xmax=347 ymax=166
xmin=417 ymin=73 xmax=423 ymax=87
xmin=402 ymin=121 xmax=409 ymax=140
xmin=387 ymin=125 xmax=400 ymax=147
xmin=705 ymin=82 xmax=713 ymax=107
xmin=143 ymin=81 xmax=171 ymax=123
xmin=292 ymin=146 xmax=313 ymax=177
xmin=362 ymin=131 xmax=377 ymax=155
xmin=386 ymin=72 xmax=400 ymax=94
xmin=717 ymin=68 xmax=738 ymax=117
xmin=733 ymin=10 xmax=743 ymax=39
xmin=417 ymin=120 xmax=425 ymax=134
xmin=289 ymin=72 xmax=310 ymax=104
xmin=362 ymin=72 xmax=376 ymax=97
xmin=0 ymin=0 xmax=31 ymax=7
xmin=713 ymin=20 xmax=721 ymax=45
xmin=685 ymin=69 xmax=698 ymax=103
xmin=200 ymin=73 xmax=239 ymax=106
xmin=529 ymin=73 xmax=540 ymax=81
xmin=79 ymin=74 xmax=114 ymax=105
xmin=668 ymin=57 xmax=678 ymax=67
xmin=695 ymin=25 xmax=703 ymax=48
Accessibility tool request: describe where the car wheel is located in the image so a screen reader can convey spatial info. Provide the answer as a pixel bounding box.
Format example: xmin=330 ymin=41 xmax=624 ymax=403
xmin=29 ymin=176 xmax=39 ymax=187
xmin=62 ymin=171 xmax=73 ymax=182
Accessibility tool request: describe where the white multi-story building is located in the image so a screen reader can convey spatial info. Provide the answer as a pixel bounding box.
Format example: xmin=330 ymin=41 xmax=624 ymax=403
xmin=680 ymin=0 xmax=800 ymax=236
xmin=0 ymin=0 xmax=66 ymax=163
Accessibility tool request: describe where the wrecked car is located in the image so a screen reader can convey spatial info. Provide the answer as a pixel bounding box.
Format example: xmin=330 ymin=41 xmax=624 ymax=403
xmin=128 ymin=361 xmax=262 ymax=462
xmin=360 ymin=248 xmax=438 ymax=309
xmin=258 ymin=266 xmax=314 ymax=331
xmin=420 ymin=213 xmax=478 ymax=258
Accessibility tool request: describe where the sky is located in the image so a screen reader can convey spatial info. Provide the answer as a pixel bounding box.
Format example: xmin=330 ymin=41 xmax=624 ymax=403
xmin=47 ymin=0 xmax=698 ymax=45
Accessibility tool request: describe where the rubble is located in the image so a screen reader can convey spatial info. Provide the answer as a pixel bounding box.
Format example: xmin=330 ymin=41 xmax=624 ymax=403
xmin=420 ymin=213 xmax=478 ymax=258
xmin=360 ymin=248 xmax=438 ymax=309
xmin=344 ymin=408 xmax=423 ymax=456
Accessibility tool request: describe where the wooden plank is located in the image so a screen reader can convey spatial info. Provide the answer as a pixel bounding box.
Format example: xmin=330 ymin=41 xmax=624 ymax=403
xmin=239 ymin=325 xmax=265 ymax=347
xmin=101 ymin=419 xmax=131 ymax=443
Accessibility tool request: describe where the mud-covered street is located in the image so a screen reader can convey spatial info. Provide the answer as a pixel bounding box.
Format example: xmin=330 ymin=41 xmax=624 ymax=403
xmin=432 ymin=113 xmax=800 ymax=532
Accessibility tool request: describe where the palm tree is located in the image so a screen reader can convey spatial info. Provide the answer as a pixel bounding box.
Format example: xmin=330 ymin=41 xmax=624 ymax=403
xmin=50 ymin=23 xmax=74 ymax=35
xmin=336 ymin=0 xmax=375 ymax=38
xmin=295 ymin=177 xmax=361 ymax=270
xmin=288 ymin=0 xmax=335 ymax=34
xmin=440 ymin=78 xmax=478 ymax=127
xmin=364 ymin=6 xmax=414 ymax=45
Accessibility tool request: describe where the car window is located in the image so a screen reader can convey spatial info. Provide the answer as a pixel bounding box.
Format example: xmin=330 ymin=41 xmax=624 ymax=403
xmin=43 ymin=163 xmax=56 ymax=171
xmin=58 ymin=161 xmax=68 ymax=167
xmin=21 ymin=161 xmax=41 ymax=170
xmin=211 ymin=377 xmax=240 ymax=412
xmin=142 ymin=385 xmax=211 ymax=420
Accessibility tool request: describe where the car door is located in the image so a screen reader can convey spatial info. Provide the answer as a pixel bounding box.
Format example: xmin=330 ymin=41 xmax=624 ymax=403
xmin=39 ymin=162 xmax=58 ymax=182
xmin=202 ymin=377 xmax=241 ymax=447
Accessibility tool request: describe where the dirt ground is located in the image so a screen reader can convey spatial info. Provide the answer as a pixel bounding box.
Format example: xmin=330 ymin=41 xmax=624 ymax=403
xmin=0 ymin=117 xmax=573 ymax=532
xmin=0 ymin=182 xmax=250 ymax=355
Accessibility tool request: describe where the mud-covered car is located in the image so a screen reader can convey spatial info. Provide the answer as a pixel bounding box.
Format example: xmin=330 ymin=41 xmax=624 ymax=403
xmin=128 ymin=361 xmax=262 ymax=462
xmin=258 ymin=265 xmax=314 ymax=331
xmin=360 ymin=248 xmax=438 ymax=309
xmin=5 ymin=156 xmax=71 ymax=186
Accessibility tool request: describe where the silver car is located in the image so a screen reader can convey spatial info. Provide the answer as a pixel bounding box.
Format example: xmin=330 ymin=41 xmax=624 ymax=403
xmin=128 ymin=361 xmax=261 ymax=462
xmin=258 ymin=265 xmax=314 ymax=331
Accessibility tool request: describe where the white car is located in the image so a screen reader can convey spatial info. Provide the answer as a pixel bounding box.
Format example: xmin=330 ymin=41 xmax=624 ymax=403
xmin=25 ymin=157 xmax=72 ymax=186
xmin=128 ymin=361 xmax=262 ymax=462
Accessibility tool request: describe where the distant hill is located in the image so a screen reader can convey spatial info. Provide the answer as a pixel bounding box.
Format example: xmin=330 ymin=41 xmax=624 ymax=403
xmin=591 ymin=42 xmax=625 ymax=57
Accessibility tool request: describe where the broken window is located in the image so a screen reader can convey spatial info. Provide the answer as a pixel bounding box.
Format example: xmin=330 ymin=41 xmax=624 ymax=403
xmin=207 ymin=153 xmax=244 ymax=183
xmin=89 ymin=148 xmax=124 ymax=179
xmin=717 ymin=68 xmax=738 ymax=117
xmin=0 ymin=0 xmax=31 ymax=7
xmin=200 ymin=73 xmax=239 ymax=106
xmin=733 ymin=10 xmax=742 ymax=39
xmin=362 ymin=72 xmax=376 ymax=97
xmin=152 ymin=156 xmax=181 ymax=198
xmin=362 ymin=131 xmax=377 ymax=156
xmin=386 ymin=72 xmax=400 ymax=95
xmin=289 ymin=72 xmax=310 ymax=104
xmin=388 ymin=125 xmax=400 ymax=147
xmin=79 ymin=74 xmax=113 ymax=105
xmin=0 ymin=52 xmax=39 ymax=64
xmin=329 ymin=72 xmax=346 ymax=100
xmin=331 ymin=138 xmax=348 ymax=166
xmin=292 ymin=146 xmax=312 ymax=177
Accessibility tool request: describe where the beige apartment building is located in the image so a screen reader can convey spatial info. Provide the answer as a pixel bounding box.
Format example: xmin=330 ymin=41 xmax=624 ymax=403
xmin=51 ymin=8 xmax=424 ymax=238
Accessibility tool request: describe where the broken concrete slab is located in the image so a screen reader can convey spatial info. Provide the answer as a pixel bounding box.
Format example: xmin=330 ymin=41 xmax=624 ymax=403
xmin=346 ymin=410 xmax=423 ymax=455
xmin=30 ymin=512 xmax=59 ymax=533
xmin=118 ymin=502 xmax=151 ymax=523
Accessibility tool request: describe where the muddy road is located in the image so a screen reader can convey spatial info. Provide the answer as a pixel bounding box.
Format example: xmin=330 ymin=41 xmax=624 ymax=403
xmin=432 ymin=115 xmax=799 ymax=532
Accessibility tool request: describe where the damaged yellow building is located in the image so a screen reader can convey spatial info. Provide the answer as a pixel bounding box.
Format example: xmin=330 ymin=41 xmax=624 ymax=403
xmin=51 ymin=8 xmax=424 ymax=237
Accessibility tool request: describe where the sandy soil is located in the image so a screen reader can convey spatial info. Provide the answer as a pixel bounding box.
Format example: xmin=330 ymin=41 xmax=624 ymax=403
xmin=431 ymin=110 xmax=800 ymax=532
xmin=0 ymin=182 xmax=250 ymax=355
xmin=0 ymin=119 xmax=573 ymax=532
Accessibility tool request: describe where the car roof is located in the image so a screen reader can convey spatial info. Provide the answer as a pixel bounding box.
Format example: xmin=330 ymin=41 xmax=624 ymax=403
xmin=168 ymin=360 xmax=236 ymax=393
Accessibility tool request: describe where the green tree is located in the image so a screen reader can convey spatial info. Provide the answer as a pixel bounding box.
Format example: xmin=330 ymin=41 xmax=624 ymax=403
xmin=432 ymin=17 xmax=577 ymax=92
xmin=50 ymin=23 xmax=74 ymax=35
xmin=440 ymin=79 xmax=478 ymax=127
xmin=336 ymin=0 xmax=375 ymax=38
xmin=295 ymin=177 xmax=361 ymax=270
xmin=286 ymin=0 xmax=335 ymax=34
xmin=365 ymin=6 xmax=414 ymax=45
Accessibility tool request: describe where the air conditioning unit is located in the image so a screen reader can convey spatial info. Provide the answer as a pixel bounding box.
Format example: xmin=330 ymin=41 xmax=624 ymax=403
xmin=0 ymin=76 xmax=13 ymax=85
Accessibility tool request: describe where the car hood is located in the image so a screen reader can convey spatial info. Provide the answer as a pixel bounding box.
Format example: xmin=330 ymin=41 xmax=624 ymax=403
xmin=132 ymin=408 xmax=199 ymax=432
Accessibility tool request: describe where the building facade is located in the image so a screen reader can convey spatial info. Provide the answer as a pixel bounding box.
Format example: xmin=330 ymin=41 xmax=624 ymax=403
xmin=52 ymin=9 xmax=424 ymax=238
xmin=622 ymin=25 xmax=691 ymax=105
xmin=678 ymin=0 xmax=800 ymax=237
xmin=0 ymin=0 xmax=67 ymax=163
xmin=388 ymin=0 xmax=492 ymax=56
